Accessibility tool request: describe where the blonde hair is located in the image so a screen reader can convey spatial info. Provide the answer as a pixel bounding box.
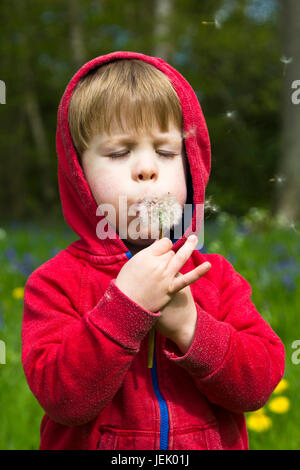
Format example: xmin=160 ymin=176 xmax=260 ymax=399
xmin=68 ymin=59 xmax=183 ymax=156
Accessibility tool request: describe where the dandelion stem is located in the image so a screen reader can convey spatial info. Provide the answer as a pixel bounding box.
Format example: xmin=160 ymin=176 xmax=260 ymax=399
xmin=147 ymin=220 xmax=163 ymax=368
xmin=137 ymin=192 xmax=181 ymax=369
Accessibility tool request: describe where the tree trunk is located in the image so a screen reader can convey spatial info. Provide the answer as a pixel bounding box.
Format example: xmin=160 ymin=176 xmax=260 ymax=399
xmin=152 ymin=0 xmax=174 ymax=61
xmin=276 ymin=0 xmax=300 ymax=222
xmin=68 ymin=0 xmax=86 ymax=70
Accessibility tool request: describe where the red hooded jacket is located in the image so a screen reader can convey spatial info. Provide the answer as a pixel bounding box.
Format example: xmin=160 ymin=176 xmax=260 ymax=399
xmin=21 ymin=51 xmax=285 ymax=450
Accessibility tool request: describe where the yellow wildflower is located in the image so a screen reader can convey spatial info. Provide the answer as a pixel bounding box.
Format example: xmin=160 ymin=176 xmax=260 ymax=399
xmin=250 ymin=407 xmax=266 ymax=416
xmin=247 ymin=412 xmax=272 ymax=432
xmin=268 ymin=396 xmax=290 ymax=414
xmin=12 ymin=287 xmax=24 ymax=299
xmin=273 ymin=379 xmax=288 ymax=395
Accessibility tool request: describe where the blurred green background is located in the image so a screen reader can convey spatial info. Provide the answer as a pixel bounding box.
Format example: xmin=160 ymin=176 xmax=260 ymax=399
xmin=1 ymin=0 xmax=300 ymax=450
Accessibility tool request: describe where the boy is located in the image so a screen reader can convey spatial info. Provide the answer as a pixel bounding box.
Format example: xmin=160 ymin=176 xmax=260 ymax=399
xmin=22 ymin=51 xmax=285 ymax=450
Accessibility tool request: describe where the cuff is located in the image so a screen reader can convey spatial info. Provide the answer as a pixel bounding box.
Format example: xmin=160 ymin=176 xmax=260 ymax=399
xmin=162 ymin=302 xmax=232 ymax=378
xmin=87 ymin=279 xmax=161 ymax=350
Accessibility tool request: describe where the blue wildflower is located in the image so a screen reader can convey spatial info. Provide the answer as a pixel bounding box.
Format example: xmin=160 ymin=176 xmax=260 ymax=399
xmin=4 ymin=248 xmax=17 ymax=260
xmin=273 ymin=244 xmax=288 ymax=257
xmin=50 ymin=247 xmax=62 ymax=257
xmin=275 ymin=258 xmax=299 ymax=276
xmin=281 ymin=273 xmax=296 ymax=292
xmin=227 ymin=254 xmax=237 ymax=264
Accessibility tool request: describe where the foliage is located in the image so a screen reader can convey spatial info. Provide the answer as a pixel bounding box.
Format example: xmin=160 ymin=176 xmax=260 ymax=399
xmin=0 ymin=0 xmax=284 ymax=221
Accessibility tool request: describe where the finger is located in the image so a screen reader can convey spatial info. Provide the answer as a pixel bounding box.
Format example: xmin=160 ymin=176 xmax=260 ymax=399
xmin=167 ymin=235 xmax=198 ymax=275
xmin=162 ymin=249 xmax=175 ymax=263
xmin=151 ymin=237 xmax=173 ymax=256
xmin=169 ymin=262 xmax=211 ymax=294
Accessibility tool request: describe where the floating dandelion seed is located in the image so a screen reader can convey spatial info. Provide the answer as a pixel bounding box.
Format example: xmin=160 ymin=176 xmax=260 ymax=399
xmin=201 ymin=16 xmax=222 ymax=29
xmin=280 ymin=56 xmax=293 ymax=77
xmin=226 ymin=110 xmax=236 ymax=119
xmin=136 ymin=193 xmax=183 ymax=368
xmin=202 ymin=9 xmax=226 ymax=30
xmin=280 ymin=56 xmax=293 ymax=64
xmin=204 ymin=196 xmax=220 ymax=218
xmin=268 ymin=174 xmax=286 ymax=185
xmin=182 ymin=126 xmax=197 ymax=140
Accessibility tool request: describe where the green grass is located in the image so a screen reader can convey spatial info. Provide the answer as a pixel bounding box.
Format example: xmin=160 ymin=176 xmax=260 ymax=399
xmin=0 ymin=210 xmax=299 ymax=449
xmin=0 ymin=220 xmax=77 ymax=450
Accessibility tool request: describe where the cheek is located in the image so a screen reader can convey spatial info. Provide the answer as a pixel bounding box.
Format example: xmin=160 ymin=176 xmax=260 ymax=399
xmin=85 ymin=169 xmax=116 ymax=206
xmin=177 ymin=183 xmax=188 ymax=207
xmin=171 ymin=160 xmax=188 ymax=205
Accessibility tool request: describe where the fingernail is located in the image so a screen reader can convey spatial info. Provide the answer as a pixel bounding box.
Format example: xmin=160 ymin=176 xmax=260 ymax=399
xmin=202 ymin=262 xmax=211 ymax=269
xmin=188 ymin=235 xmax=197 ymax=243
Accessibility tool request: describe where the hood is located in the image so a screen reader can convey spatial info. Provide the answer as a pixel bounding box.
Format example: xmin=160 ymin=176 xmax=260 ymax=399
xmin=56 ymin=51 xmax=211 ymax=259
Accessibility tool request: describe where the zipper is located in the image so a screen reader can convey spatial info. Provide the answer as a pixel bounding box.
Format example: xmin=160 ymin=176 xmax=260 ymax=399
xmin=150 ymin=334 xmax=169 ymax=450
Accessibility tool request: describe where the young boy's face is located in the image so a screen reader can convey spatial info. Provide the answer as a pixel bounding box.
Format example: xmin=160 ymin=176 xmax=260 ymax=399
xmin=81 ymin=118 xmax=187 ymax=250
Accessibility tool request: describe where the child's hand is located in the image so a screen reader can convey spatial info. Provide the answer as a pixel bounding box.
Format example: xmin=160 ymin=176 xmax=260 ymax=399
xmin=115 ymin=235 xmax=210 ymax=313
xmin=154 ymin=269 xmax=210 ymax=344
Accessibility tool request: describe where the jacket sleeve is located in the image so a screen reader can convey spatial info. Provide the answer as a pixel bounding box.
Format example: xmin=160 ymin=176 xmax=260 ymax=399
xmin=162 ymin=254 xmax=285 ymax=413
xmin=21 ymin=268 xmax=160 ymax=426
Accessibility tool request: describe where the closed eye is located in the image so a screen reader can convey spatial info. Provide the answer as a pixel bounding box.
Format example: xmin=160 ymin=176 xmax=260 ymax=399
xmin=107 ymin=151 xmax=176 ymax=159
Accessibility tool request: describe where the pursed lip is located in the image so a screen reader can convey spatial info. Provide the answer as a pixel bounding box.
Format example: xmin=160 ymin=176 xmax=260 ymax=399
xmin=130 ymin=192 xmax=172 ymax=212
xmin=137 ymin=191 xmax=170 ymax=203
xmin=137 ymin=196 xmax=158 ymax=204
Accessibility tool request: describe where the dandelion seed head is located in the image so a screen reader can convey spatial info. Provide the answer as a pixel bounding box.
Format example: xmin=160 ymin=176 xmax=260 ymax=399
xmin=136 ymin=194 xmax=182 ymax=235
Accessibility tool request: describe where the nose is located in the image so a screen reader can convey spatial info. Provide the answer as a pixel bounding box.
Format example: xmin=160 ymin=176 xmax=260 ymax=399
xmin=133 ymin=154 xmax=159 ymax=182
xmin=137 ymin=169 xmax=157 ymax=181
